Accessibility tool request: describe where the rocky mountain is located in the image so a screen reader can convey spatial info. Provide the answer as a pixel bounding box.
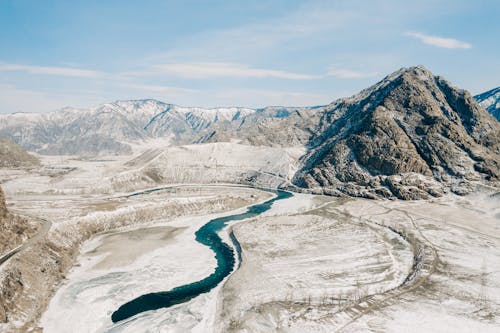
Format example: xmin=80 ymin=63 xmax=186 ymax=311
xmin=475 ymin=87 xmax=500 ymax=121
xmin=0 ymin=66 xmax=498 ymax=199
xmin=195 ymin=106 xmax=321 ymax=147
xmin=0 ymin=100 xmax=289 ymax=156
xmin=0 ymin=137 xmax=39 ymax=168
xmin=0 ymin=100 xmax=165 ymax=155
xmin=292 ymin=66 xmax=500 ymax=199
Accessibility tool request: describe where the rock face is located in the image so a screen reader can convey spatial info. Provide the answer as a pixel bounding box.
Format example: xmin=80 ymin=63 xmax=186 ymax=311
xmin=475 ymin=87 xmax=500 ymax=121
xmin=293 ymin=66 xmax=500 ymax=199
xmin=0 ymin=137 xmax=39 ymax=168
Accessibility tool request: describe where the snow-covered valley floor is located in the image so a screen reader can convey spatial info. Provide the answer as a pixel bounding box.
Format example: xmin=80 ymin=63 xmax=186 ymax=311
xmin=0 ymin=144 xmax=499 ymax=332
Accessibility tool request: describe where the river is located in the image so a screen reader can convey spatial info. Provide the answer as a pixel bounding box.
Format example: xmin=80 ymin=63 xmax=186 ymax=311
xmin=111 ymin=188 xmax=292 ymax=322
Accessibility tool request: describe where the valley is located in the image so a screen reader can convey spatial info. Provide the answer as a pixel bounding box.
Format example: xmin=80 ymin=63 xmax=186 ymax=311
xmin=0 ymin=66 xmax=498 ymax=332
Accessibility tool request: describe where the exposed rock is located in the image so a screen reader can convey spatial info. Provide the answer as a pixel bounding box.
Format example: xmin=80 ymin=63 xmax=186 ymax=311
xmin=0 ymin=137 xmax=39 ymax=168
xmin=293 ymin=66 xmax=500 ymax=199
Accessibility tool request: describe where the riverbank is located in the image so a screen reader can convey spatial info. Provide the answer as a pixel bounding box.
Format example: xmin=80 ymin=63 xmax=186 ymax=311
xmin=0 ymin=186 xmax=271 ymax=333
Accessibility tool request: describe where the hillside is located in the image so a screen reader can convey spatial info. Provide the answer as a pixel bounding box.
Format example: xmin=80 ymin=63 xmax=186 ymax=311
xmin=0 ymin=137 xmax=39 ymax=168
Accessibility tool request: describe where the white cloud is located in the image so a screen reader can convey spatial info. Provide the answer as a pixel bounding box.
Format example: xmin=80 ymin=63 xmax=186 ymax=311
xmin=406 ymin=32 xmax=472 ymax=49
xmin=149 ymin=3 xmax=358 ymax=63
xmin=0 ymin=63 xmax=104 ymax=78
xmin=152 ymin=62 xmax=321 ymax=80
xmin=144 ymin=62 xmax=377 ymax=80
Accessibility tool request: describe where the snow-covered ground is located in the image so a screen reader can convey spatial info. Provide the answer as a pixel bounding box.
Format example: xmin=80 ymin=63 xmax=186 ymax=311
xmin=214 ymin=195 xmax=500 ymax=332
xmin=39 ymin=188 xmax=317 ymax=333
xmin=0 ymin=142 xmax=304 ymax=197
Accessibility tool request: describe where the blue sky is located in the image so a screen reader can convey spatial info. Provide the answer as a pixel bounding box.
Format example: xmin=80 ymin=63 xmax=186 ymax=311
xmin=0 ymin=0 xmax=499 ymax=113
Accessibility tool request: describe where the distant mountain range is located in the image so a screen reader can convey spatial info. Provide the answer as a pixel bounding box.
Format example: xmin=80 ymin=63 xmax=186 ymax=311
xmin=0 ymin=100 xmax=308 ymax=155
xmin=0 ymin=65 xmax=498 ymax=199
xmin=474 ymin=87 xmax=500 ymax=121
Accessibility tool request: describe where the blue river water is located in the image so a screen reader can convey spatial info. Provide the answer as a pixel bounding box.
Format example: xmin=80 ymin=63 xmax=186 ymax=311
xmin=111 ymin=188 xmax=292 ymax=322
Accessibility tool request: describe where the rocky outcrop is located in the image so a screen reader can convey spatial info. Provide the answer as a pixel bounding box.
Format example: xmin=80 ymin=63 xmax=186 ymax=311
xmin=293 ymin=66 xmax=500 ymax=199
xmin=0 ymin=137 xmax=39 ymax=168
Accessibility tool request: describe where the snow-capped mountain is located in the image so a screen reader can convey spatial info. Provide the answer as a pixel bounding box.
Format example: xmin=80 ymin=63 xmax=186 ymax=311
xmin=0 ymin=66 xmax=498 ymax=199
xmin=474 ymin=87 xmax=500 ymax=120
xmin=0 ymin=100 xmax=291 ymax=155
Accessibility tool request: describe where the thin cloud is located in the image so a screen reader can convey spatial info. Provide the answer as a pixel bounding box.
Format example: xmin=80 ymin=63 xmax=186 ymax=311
xmin=120 ymin=83 xmax=198 ymax=94
xmin=406 ymin=32 xmax=472 ymax=49
xmin=192 ymin=88 xmax=332 ymax=108
xmin=0 ymin=84 xmax=104 ymax=114
xmin=152 ymin=62 xmax=321 ymax=80
xmin=0 ymin=62 xmax=104 ymax=78
xmin=327 ymin=68 xmax=378 ymax=79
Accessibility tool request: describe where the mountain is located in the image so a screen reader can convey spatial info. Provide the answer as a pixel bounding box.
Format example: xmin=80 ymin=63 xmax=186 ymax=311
xmin=0 ymin=65 xmax=498 ymax=199
xmin=0 ymin=100 xmax=288 ymax=156
xmin=475 ymin=87 xmax=500 ymax=120
xmin=195 ymin=106 xmax=322 ymax=147
xmin=0 ymin=137 xmax=39 ymax=168
xmin=0 ymin=100 xmax=166 ymax=155
xmin=292 ymin=66 xmax=500 ymax=199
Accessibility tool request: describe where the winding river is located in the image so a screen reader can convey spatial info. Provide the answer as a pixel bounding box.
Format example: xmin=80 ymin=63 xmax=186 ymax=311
xmin=111 ymin=188 xmax=292 ymax=322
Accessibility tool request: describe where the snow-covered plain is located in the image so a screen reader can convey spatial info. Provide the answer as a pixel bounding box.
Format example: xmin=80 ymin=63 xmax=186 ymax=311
xmin=215 ymin=195 xmax=500 ymax=332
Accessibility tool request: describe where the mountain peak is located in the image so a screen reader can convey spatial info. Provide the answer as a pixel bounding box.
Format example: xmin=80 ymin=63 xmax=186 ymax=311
xmin=294 ymin=66 xmax=500 ymax=199
xmin=384 ymin=65 xmax=434 ymax=83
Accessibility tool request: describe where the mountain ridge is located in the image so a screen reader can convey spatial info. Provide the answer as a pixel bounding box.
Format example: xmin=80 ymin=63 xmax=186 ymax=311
xmin=0 ymin=65 xmax=498 ymax=199
xmin=475 ymin=86 xmax=500 ymax=121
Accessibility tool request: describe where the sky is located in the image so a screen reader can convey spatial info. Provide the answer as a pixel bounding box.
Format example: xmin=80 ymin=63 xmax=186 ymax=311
xmin=0 ymin=0 xmax=499 ymax=113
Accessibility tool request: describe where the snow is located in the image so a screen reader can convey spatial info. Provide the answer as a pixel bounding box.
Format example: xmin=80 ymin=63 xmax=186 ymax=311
xmin=1 ymin=145 xmax=499 ymax=332
xmin=40 ymin=214 xmax=218 ymax=333
xmin=38 ymin=186 xmax=314 ymax=333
